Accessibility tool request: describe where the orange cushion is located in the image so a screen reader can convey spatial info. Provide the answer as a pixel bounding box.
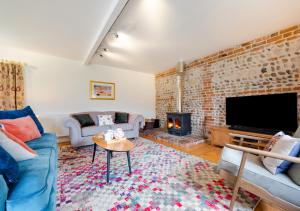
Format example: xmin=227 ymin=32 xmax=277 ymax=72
xmin=0 ymin=116 xmax=41 ymax=142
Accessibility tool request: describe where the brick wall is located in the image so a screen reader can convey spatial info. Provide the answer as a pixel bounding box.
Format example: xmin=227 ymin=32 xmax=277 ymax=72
xmin=156 ymin=25 xmax=300 ymax=136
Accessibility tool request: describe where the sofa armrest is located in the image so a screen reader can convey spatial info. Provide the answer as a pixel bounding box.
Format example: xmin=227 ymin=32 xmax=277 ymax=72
xmin=64 ymin=117 xmax=82 ymax=143
xmin=225 ymin=144 xmax=300 ymax=164
xmin=64 ymin=117 xmax=81 ymax=130
xmin=128 ymin=114 xmax=145 ymax=129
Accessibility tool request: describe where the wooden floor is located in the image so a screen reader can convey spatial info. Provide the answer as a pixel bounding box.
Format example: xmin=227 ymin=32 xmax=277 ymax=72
xmin=141 ymin=134 xmax=222 ymax=163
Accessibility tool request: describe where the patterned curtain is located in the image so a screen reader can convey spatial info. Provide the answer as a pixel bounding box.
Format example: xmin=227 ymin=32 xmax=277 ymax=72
xmin=0 ymin=61 xmax=24 ymax=110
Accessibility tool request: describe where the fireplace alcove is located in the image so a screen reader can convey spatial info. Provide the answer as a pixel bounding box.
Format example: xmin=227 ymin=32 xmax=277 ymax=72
xmin=167 ymin=112 xmax=191 ymax=136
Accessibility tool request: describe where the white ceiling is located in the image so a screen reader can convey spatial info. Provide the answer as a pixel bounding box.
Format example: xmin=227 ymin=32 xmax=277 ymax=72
xmin=91 ymin=0 xmax=300 ymax=73
xmin=0 ymin=0 xmax=118 ymax=60
xmin=1 ymin=0 xmax=300 ymax=74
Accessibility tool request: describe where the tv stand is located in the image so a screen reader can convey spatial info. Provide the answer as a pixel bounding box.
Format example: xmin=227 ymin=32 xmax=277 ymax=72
xmin=211 ymin=126 xmax=273 ymax=148
xmin=228 ymin=125 xmax=279 ymax=135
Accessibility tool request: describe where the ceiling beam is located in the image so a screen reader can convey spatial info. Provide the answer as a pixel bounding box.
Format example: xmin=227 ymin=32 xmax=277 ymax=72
xmin=83 ymin=0 xmax=128 ymax=65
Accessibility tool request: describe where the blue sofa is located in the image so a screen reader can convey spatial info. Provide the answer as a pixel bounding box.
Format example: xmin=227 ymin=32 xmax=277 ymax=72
xmin=0 ymin=133 xmax=57 ymax=211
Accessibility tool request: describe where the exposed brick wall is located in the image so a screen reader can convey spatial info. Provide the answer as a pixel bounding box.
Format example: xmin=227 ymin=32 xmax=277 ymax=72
xmin=156 ymin=25 xmax=300 ymax=136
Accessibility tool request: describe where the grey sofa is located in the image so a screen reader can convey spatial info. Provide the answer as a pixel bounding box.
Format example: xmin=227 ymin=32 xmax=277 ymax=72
xmin=64 ymin=111 xmax=145 ymax=147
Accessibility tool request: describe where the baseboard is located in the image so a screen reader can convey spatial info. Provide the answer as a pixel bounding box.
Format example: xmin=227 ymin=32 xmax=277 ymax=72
xmin=58 ymin=136 xmax=70 ymax=143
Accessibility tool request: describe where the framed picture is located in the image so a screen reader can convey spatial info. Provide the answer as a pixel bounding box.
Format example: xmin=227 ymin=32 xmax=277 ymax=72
xmin=90 ymin=81 xmax=115 ymax=100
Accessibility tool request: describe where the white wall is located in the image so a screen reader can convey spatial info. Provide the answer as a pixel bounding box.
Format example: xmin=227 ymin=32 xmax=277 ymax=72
xmin=0 ymin=46 xmax=155 ymax=136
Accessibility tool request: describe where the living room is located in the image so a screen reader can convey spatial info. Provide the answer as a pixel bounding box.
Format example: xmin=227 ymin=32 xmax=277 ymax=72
xmin=0 ymin=0 xmax=300 ymax=211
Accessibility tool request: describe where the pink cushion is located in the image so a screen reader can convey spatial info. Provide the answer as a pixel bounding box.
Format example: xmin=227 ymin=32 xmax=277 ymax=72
xmin=0 ymin=116 xmax=41 ymax=142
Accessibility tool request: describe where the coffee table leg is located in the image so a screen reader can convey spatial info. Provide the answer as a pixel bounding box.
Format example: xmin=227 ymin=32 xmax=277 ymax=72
xmin=127 ymin=151 xmax=132 ymax=174
xmin=107 ymin=150 xmax=111 ymax=183
xmin=92 ymin=143 xmax=97 ymax=163
xmin=110 ymin=151 xmax=113 ymax=158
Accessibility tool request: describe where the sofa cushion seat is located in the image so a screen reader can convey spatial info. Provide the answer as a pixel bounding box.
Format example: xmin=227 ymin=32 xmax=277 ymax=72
xmin=81 ymin=125 xmax=111 ymax=137
xmin=218 ymin=147 xmax=300 ymax=207
xmin=26 ymin=133 xmax=57 ymax=152
xmin=6 ymin=147 xmax=56 ymax=211
xmin=112 ymin=123 xmax=134 ymax=131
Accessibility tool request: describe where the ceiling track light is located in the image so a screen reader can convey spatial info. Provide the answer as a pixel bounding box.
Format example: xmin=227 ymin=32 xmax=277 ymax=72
xmin=97 ymin=48 xmax=109 ymax=53
xmin=110 ymin=32 xmax=119 ymax=39
xmin=113 ymin=33 xmax=119 ymax=39
xmin=90 ymin=0 xmax=131 ymax=63
xmin=96 ymin=48 xmax=109 ymax=58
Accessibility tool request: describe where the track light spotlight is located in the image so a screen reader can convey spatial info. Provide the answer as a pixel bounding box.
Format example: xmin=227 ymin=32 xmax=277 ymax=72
xmin=112 ymin=32 xmax=119 ymax=39
xmin=97 ymin=48 xmax=109 ymax=53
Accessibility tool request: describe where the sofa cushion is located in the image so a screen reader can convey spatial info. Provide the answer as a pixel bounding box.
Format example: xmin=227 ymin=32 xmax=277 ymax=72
xmin=73 ymin=114 xmax=95 ymax=128
xmin=91 ymin=112 xmax=115 ymax=125
xmin=262 ymin=135 xmax=300 ymax=174
xmin=6 ymin=147 xmax=56 ymax=211
xmin=115 ymin=112 xmax=129 ymax=124
xmin=288 ymin=163 xmax=300 ymax=186
xmin=98 ymin=115 xmax=114 ymax=126
xmin=218 ymin=147 xmax=300 ymax=207
xmin=0 ymin=106 xmax=44 ymax=134
xmin=0 ymin=116 xmax=41 ymax=142
xmin=0 ymin=129 xmax=37 ymax=161
xmin=262 ymin=131 xmax=284 ymax=152
xmin=287 ymin=154 xmax=300 ymax=186
xmin=0 ymin=146 xmax=19 ymax=184
xmin=26 ymin=133 xmax=57 ymax=152
xmin=81 ymin=125 xmax=111 ymax=137
xmin=294 ymin=126 xmax=300 ymax=138
xmin=112 ymin=123 xmax=134 ymax=131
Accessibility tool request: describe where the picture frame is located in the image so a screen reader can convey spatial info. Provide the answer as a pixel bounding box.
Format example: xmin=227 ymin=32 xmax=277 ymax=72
xmin=90 ymin=80 xmax=115 ymax=100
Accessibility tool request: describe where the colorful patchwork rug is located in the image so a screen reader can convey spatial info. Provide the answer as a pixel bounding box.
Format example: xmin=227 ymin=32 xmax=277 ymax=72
xmin=57 ymin=138 xmax=258 ymax=211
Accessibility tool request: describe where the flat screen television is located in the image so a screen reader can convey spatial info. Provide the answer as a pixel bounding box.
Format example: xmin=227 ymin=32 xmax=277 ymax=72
xmin=226 ymin=93 xmax=298 ymax=134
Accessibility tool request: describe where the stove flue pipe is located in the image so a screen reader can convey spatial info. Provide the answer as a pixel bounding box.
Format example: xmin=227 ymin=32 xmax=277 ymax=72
xmin=176 ymin=61 xmax=185 ymax=113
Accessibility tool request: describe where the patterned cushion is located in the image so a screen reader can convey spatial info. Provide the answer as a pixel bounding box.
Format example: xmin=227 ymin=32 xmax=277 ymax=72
xmin=262 ymin=134 xmax=300 ymax=174
xmin=98 ymin=115 xmax=113 ymax=126
xmin=263 ymin=131 xmax=285 ymax=153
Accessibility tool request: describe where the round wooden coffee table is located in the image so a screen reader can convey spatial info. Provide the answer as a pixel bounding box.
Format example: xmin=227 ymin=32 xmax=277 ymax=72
xmin=92 ymin=135 xmax=134 ymax=183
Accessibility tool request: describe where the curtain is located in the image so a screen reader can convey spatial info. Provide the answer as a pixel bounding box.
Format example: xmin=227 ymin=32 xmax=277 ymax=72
xmin=0 ymin=61 xmax=24 ymax=110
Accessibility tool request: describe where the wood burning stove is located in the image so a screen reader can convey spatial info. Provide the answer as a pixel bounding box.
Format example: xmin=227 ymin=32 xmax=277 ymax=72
xmin=167 ymin=112 xmax=191 ymax=136
xmin=166 ymin=62 xmax=192 ymax=136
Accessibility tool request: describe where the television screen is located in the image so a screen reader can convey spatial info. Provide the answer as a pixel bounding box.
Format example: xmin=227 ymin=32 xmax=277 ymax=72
xmin=226 ymin=93 xmax=298 ymax=134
